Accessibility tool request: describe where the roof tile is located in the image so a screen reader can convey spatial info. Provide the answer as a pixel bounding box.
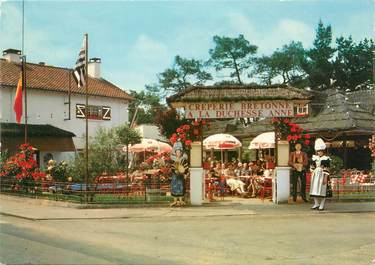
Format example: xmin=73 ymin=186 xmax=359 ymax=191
xmin=0 ymin=59 xmax=132 ymax=100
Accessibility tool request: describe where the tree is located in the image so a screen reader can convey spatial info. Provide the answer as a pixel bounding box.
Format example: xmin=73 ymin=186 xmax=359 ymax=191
xmin=333 ymin=36 xmax=374 ymax=91
xmin=116 ymin=124 xmax=142 ymax=179
xmin=158 ymin=55 xmax=212 ymax=94
xmin=303 ymin=20 xmax=335 ymax=90
xmin=69 ymin=125 xmax=141 ymax=182
xmin=254 ymin=55 xmax=279 ymax=85
xmin=128 ymin=86 xmax=167 ymax=125
xmin=88 ymin=127 xmax=122 ymax=177
xmin=254 ymin=41 xmax=307 ymax=86
xmin=154 ymin=108 xmax=186 ymax=139
xmin=208 ymin=34 xmax=257 ymax=84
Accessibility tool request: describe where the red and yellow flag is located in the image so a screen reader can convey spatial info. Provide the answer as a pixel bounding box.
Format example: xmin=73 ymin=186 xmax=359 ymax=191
xmin=13 ymin=74 xmax=23 ymax=124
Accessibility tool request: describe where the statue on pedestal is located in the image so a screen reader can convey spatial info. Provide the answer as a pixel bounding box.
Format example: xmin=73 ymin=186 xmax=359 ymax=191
xmin=170 ymin=140 xmax=189 ymax=207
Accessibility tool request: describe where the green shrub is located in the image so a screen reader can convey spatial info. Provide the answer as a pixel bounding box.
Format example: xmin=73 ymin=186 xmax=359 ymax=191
xmin=330 ymin=155 xmax=344 ymax=177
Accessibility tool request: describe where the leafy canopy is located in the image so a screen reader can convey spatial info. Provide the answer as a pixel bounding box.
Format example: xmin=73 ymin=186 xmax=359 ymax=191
xmin=208 ymin=34 xmax=257 ymax=84
xmin=303 ymin=20 xmax=335 ymax=90
xmin=158 ymin=55 xmax=212 ymax=94
xmin=128 ymin=86 xmax=167 ymax=125
xmin=254 ymin=41 xmax=307 ymax=87
xmin=333 ymin=37 xmax=374 ymax=90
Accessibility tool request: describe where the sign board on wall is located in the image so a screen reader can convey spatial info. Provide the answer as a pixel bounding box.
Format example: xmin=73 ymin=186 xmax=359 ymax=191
xmin=184 ymin=101 xmax=294 ymax=119
xmin=76 ymin=104 xmax=111 ymax=120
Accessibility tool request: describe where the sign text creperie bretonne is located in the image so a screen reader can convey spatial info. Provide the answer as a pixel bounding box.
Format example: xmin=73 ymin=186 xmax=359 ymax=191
xmin=184 ymin=101 xmax=294 ymax=119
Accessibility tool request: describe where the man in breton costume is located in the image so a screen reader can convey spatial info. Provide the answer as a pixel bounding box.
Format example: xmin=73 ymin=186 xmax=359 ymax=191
xmin=288 ymin=143 xmax=309 ymax=202
xmin=310 ymin=138 xmax=331 ymax=211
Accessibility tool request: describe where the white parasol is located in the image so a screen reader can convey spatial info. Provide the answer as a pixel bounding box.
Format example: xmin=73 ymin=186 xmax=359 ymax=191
xmin=203 ymin=133 xmax=242 ymax=150
xmin=248 ymin=132 xmax=275 ymax=149
xmin=125 ymin=138 xmax=172 ymax=154
xmin=203 ymin=134 xmax=242 ymax=164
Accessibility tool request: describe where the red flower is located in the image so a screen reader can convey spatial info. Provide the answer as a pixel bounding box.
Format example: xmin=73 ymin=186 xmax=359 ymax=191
xmin=201 ymin=120 xmax=206 ymax=125
xmin=287 ymin=135 xmax=292 ymax=142
xmin=283 ymin=118 xmax=290 ymax=124
xmin=180 ymin=133 xmax=186 ymax=140
xmin=185 ymin=140 xmax=192 ymax=146
xmin=176 ymin=127 xmax=183 ymax=133
xmin=183 ymin=124 xmax=190 ymax=131
xmin=290 ymin=127 xmax=296 ymax=133
xmin=169 ymin=135 xmax=178 ymax=144
xmin=304 ymin=140 xmax=310 ymax=145
xmin=304 ymin=134 xmax=311 ymax=139
xmin=193 ymin=120 xmax=199 ymax=126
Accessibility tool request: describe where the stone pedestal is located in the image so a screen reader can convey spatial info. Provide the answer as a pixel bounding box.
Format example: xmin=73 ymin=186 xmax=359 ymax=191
xmin=189 ymin=141 xmax=204 ymax=205
xmin=277 ymin=140 xmax=290 ymax=166
xmin=273 ymin=166 xmax=291 ymax=204
xmin=190 ymin=167 xmax=204 ymax=205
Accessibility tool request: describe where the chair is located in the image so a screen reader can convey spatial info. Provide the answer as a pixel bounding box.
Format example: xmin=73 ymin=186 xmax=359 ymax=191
xmin=305 ymin=172 xmax=311 ymax=193
xmin=259 ymin=178 xmax=273 ymax=201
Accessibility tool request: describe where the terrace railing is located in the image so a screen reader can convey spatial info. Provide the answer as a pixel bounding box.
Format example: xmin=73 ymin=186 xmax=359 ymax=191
xmin=0 ymin=177 xmax=175 ymax=205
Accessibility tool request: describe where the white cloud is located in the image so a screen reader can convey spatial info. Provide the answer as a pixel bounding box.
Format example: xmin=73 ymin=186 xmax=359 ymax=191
xmin=276 ymin=19 xmax=314 ymax=46
xmin=109 ymin=34 xmax=170 ymax=91
xmin=226 ymin=12 xmax=257 ymax=40
xmin=0 ymin=2 xmax=74 ymax=65
xmin=224 ymin=13 xmax=314 ymax=54
xmin=128 ymin=34 xmax=169 ymax=65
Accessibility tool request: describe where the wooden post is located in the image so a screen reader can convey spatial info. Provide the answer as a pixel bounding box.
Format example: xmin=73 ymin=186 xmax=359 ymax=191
xmin=343 ymin=134 xmax=348 ymax=169
xmin=84 ymin=33 xmax=89 ymax=203
xmin=274 ymin=124 xmax=279 ymax=166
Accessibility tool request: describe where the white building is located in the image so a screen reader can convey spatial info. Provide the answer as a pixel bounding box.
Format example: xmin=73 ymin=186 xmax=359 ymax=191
xmin=135 ymin=124 xmax=167 ymax=142
xmin=0 ymin=49 xmax=132 ymax=165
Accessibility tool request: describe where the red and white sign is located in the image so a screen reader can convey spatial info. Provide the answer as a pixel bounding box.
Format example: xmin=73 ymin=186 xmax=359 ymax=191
xmin=184 ymin=101 xmax=293 ymax=119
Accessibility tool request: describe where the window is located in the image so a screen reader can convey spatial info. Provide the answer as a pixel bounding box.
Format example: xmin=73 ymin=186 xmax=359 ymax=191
xmin=294 ymin=104 xmax=308 ymax=117
xmin=87 ymin=105 xmax=102 ymax=120
xmin=76 ymin=104 xmax=111 ymax=120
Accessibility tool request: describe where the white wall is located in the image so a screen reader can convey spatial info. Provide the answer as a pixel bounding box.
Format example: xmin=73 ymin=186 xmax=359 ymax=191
xmin=39 ymin=151 xmax=76 ymax=168
xmin=136 ymin=124 xmax=167 ymax=141
xmin=1 ymin=87 xmax=130 ymax=149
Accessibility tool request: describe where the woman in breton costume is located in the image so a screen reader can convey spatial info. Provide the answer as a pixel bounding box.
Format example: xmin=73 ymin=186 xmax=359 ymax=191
xmin=170 ymin=140 xmax=188 ymax=207
xmin=310 ymin=138 xmax=331 ymax=211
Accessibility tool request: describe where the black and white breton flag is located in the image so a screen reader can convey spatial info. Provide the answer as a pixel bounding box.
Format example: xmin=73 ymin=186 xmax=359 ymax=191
xmin=73 ymin=36 xmax=86 ymax=88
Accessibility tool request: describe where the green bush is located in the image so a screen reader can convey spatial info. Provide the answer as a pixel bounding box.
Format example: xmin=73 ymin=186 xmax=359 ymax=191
xmin=67 ymin=124 xmax=141 ymax=181
xmin=330 ymin=155 xmax=344 ymax=177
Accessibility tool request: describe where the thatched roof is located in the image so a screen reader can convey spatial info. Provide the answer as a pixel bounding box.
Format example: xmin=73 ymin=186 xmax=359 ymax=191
xmin=167 ymin=84 xmax=312 ymax=107
xmin=346 ymin=89 xmax=375 ymax=114
xmin=204 ymin=89 xmax=375 ymax=139
xmin=294 ymin=89 xmax=375 ymax=134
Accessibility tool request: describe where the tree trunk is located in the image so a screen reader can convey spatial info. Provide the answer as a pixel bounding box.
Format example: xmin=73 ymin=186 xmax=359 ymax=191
xmin=126 ymin=144 xmax=129 ymax=181
xmin=282 ymin=72 xmax=287 ymax=84
xmin=233 ymin=60 xmax=242 ymax=84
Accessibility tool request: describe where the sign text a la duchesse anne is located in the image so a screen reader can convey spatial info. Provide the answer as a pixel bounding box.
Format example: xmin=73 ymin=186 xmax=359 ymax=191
xmin=184 ymin=100 xmax=294 ymax=119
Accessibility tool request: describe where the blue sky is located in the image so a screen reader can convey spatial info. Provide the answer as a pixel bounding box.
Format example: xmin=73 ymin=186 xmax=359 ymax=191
xmin=0 ymin=0 xmax=373 ymax=92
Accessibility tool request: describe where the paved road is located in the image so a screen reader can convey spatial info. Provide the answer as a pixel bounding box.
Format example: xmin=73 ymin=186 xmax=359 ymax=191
xmin=1 ymin=212 xmax=374 ymax=265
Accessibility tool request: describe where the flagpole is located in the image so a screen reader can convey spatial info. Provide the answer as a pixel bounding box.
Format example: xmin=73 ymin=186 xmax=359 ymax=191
xmin=84 ymin=33 xmax=89 ymax=203
xmin=23 ymin=56 xmax=27 ymax=143
xmin=22 ymin=0 xmax=27 ymax=143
